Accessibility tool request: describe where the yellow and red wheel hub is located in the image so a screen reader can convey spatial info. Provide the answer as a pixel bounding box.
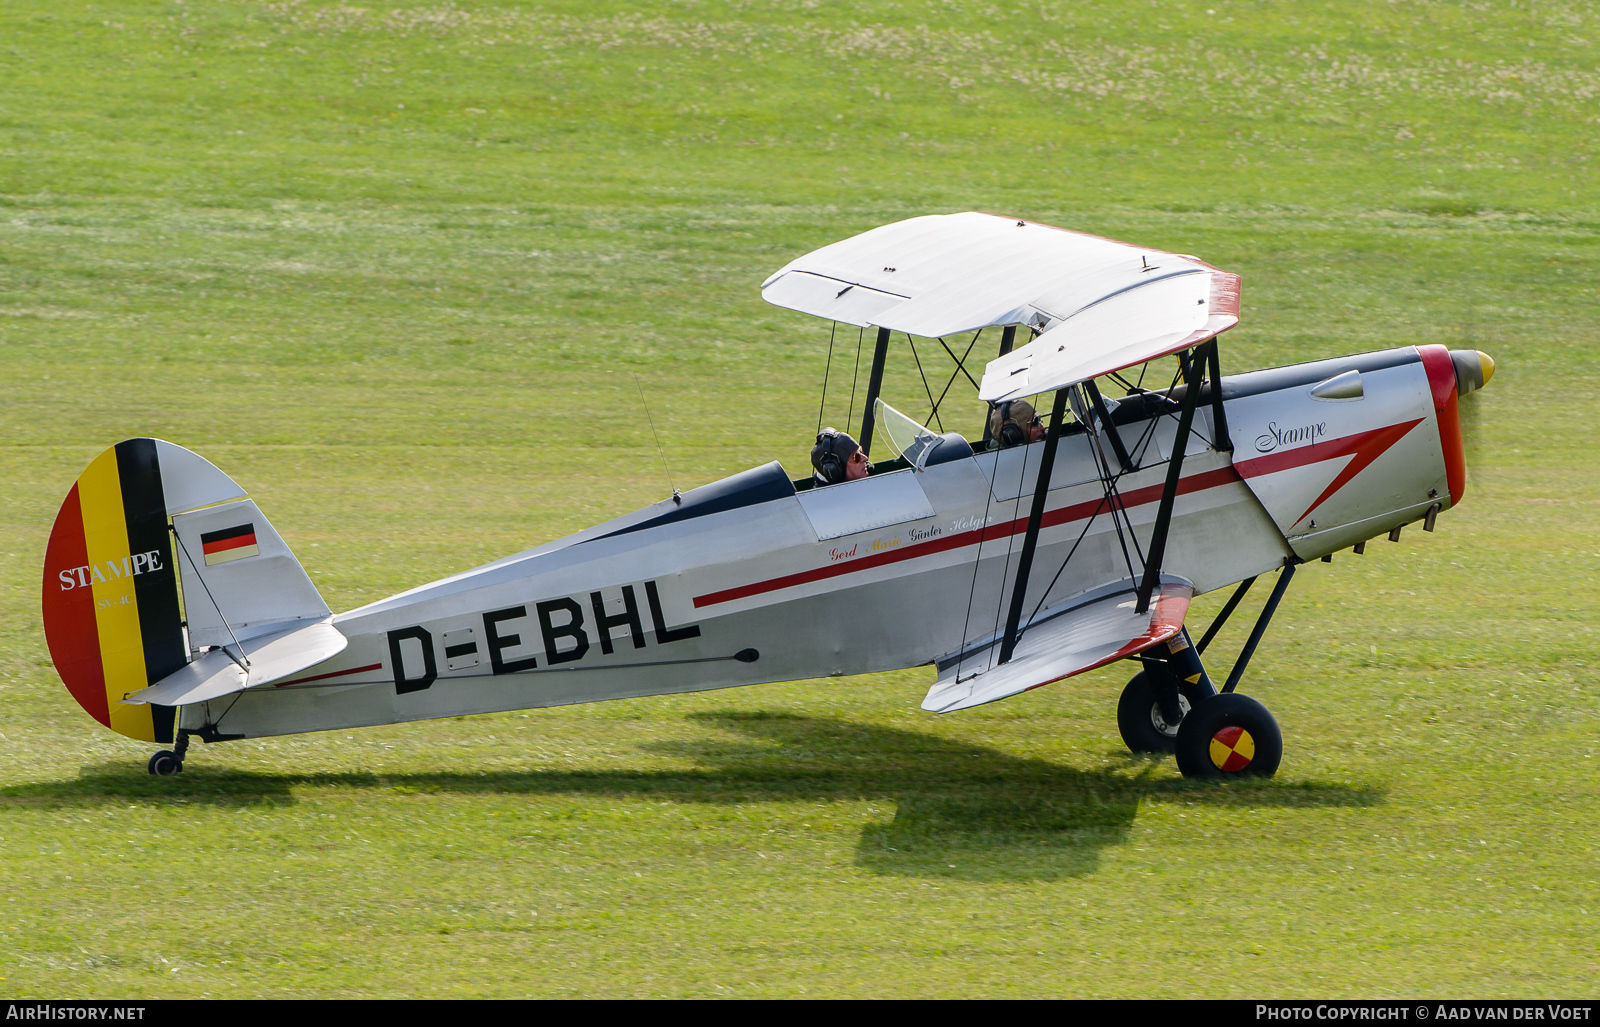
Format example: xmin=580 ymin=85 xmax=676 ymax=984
xmin=1208 ymin=726 xmax=1256 ymax=772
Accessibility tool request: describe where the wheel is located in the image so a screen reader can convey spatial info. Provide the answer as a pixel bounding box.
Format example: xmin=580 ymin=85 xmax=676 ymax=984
xmin=1117 ymin=671 xmax=1190 ymax=754
xmin=1174 ymin=693 xmax=1282 ymax=779
xmin=147 ymin=750 xmax=182 ymax=776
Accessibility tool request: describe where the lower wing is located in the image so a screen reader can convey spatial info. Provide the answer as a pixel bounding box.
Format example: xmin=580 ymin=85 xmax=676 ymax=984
xmin=922 ymin=577 xmax=1192 ymax=714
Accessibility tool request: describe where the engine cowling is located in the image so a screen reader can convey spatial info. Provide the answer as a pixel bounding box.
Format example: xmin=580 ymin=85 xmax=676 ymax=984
xmin=1220 ymin=345 xmax=1491 ymax=560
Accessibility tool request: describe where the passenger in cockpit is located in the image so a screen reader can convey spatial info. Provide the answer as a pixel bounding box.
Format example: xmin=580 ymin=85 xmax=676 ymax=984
xmin=812 ymin=428 xmax=873 ymax=485
xmin=988 ymin=400 xmax=1045 ymax=448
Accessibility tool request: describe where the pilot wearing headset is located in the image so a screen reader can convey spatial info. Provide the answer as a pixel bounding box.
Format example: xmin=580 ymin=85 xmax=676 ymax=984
xmin=811 ymin=428 xmax=873 ymax=485
xmin=988 ymin=399 xmax=1046 ymax=448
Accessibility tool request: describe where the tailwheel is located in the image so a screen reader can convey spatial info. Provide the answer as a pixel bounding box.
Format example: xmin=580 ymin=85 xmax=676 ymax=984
xmin=1175 ymin=693 xmax=1282 ymax=779
xmin=147 ymin=750 xmax=182 ymax=777
xmin=1117 ymin=670 xmax=1190 ymax=754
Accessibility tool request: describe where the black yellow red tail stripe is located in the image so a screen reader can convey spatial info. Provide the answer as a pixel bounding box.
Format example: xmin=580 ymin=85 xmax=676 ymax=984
xmin=42 ymin=440 xmax=187 ymax=743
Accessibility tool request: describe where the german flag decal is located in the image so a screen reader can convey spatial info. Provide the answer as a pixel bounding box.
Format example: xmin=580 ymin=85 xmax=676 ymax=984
xmin=42 ymin=440 xmax=186 ymax=743
xmin=201 ymin=523 xmax=259 ymax=565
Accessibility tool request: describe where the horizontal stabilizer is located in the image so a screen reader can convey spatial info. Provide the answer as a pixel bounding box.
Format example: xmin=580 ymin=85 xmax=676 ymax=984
xmin=119 ymin=618 xmax=347 ymax=706
xmin=922 ymin=579 xmax=1192 ymax=714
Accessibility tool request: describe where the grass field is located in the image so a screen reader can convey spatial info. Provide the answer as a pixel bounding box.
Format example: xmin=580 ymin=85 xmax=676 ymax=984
xmin=2 ymin=0 xmax=1598 ymax=999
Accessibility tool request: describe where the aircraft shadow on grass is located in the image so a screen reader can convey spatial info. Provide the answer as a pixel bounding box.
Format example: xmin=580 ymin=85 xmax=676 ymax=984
xmin=2 ymin=712 xmax=1384 ymax=881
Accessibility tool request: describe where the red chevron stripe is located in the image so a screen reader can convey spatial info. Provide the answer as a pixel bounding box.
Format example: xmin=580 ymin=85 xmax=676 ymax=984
xmin=1232 ymin=419 xmax=1423 ymax=524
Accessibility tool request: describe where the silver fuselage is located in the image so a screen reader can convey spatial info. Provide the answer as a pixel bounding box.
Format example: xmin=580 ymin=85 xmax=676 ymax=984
xmin=186 ymin=346 xmax=1455 ymax=739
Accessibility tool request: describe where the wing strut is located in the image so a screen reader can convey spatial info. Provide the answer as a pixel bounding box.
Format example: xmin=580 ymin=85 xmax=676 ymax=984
xmin=980 ymin=325 xmax=1018 ymax=446
xmin=997 ymin=387 xmax=1072 ymax=666
xmin=1135 ymin=342 xmax=1209 ymax=614
xmin=856 ymin=326 xmax=892 ymax=457
xmin=1083 ymin=379 xmax=1134 ymax=473
xmin=1207 ymin=340 xmax=1232 ymax=451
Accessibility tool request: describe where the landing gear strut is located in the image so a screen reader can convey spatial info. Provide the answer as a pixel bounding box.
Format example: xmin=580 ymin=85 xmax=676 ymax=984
xmin=1117 ymin=626 xmax=1216 ymax=753
xmin=1117 ymin=566 xmax=1296 ymax=779
xmin=1116 ymin=670 xmax=1190 ymax=753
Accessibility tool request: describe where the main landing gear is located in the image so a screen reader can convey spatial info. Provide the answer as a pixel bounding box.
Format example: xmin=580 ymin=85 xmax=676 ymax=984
xmin=1118 ymin=640 xmax=1282 ymax=779
xmin=1118 ymin=566 xmax=1296 ymax=779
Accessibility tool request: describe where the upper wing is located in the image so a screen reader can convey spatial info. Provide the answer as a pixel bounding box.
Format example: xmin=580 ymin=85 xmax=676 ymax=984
xmin=978 ymin=269 xmax=1239 ymax=402
xmin=922 ymin=578 xmax=1192 ymax=714
xmin=761 ymin=213 xmax=1238 ymax=388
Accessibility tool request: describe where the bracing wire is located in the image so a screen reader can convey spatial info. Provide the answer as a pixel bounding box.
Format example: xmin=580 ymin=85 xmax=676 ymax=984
xmin=816 ymin=321 xmax=838 ymax=435
xmin=211 ymin=688 xmax=246 ymax=731
xmin=1068 ymin=352 xmax=1202 ymax=615
xmin=634 ymin=373 xmax=680 ymax=501
xmin=955 ymin=453 xmax=1001 ymax=683
xmin=904 ymin=333 xmax=942 ymax=432
xmin=1126 ymin=414 xmax=1162 ymax=465
xmin=985 ymin=421 xmax=1036 ymax=671
xmin=1083 ymin=386 xmax=1147 ymax=580
xmin=1106 ymin=436 xmax=1148 ymax=569
xmin=169 ymin=528 xmax=251 ymax=668
xmin=934 ymin=332 xmax=983 ymax=393
xmin=1014 ymin=384 xmax=1140 ymax=646
xmin=1117 ymin=367 xmax=1177 ymax=473
xmin=1088 ymin=410 xmax=1143 ymax=588
xmin=845 ymin=326 xmax=865 ymax=436
xmin=1017 ymin=492 xmax=1108 ymax=639
xmin=998 ymin=348 xmax=1220 ymax=651
xmin=931 ymin=330 xmax=982 ymax=422
xmin=962 ymin=347 xmax=1218 ymax=664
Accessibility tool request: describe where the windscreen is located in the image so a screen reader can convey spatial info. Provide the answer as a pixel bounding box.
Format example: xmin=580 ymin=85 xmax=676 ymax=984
xmin=873 ymin=399 xmax=944 ymax=469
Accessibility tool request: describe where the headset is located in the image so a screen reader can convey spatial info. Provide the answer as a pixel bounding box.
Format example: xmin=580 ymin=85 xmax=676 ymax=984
xmin=996 ymin=401 xmax=1027 ymax=448
xmin=814 ymin=428 xmax=849 ymax=484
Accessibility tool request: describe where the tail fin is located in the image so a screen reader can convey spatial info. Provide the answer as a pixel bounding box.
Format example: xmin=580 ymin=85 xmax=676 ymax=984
xmin=170 ymin=498 xmax=330 ymax=649
xmin=42 ymin=439 xmax=337 ymax=742
xmin=43 ymin=439 xmax=243 ymax=742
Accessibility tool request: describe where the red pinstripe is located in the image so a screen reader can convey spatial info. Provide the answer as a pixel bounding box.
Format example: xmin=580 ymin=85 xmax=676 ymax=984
xmin=692 ymin=464 xmax=1243 ymax=609
xmin=693 ymin=412 xmax=1423 ymax=611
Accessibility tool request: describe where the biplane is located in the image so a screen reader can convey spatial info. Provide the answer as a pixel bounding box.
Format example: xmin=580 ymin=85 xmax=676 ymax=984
xmin=42 ymin=212 xmax=1493 ymax=779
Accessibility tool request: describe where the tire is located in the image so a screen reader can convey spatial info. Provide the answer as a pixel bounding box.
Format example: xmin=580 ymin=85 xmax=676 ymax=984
xmin=147 ymin=750 xmax=182 ymax=777
xmin=1175 ymin=693 xmax=1282 ymax=779
xmin=1117 ymin=671 xmax=1190 ymax=754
